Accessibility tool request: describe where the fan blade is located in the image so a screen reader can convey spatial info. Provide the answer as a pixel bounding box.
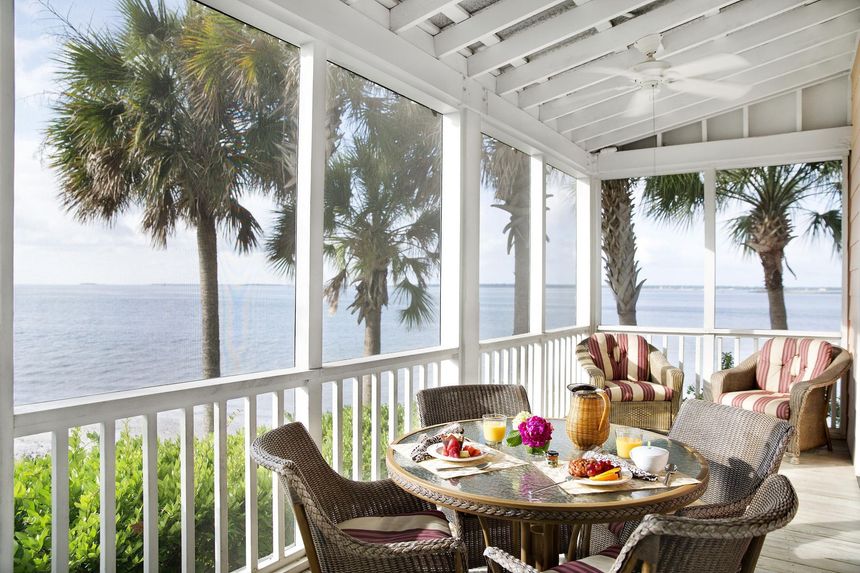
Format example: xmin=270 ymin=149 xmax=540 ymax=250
xmin=670 ymin=54 xmax=749 ymax=78
xmin=665 ymin=78 xmax=750 ymax=100
xmin=588 ymin=65 xmax=642 ymax=80
xmin=624 ymin=89 xmax=655 ymax=117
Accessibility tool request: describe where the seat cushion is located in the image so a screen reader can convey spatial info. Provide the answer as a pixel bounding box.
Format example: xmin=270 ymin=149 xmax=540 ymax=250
xmin=756 ymin=338 xmax=832 ymax=394
xmin=605 ymin=380 xmax=673 ymax=402
xmin=587 ymin=333 xmax=650 ymax=382
xmin=337 ymin=510 xmax=451 ymax=544
xmin=719 ymin=390 xmax=790 ymax=420
xmin=550 ymin=545 xmax=621 ymax=572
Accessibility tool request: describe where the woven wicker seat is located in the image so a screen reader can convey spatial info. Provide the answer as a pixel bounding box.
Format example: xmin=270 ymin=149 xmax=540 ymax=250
xmin=575 ymin=335 xmax=683 ymax=432
xmin=416 ymin=384 xmax=530 ymax=568
xmin=586 ymin=399 xmax=793 ymax=557
xmin=710 ymin=341 xmax=850 ymax=462
xmin=485 ymin=473 xmax=798 ymax=573
xmin=252 ymin=422 xmax=466 ymax=573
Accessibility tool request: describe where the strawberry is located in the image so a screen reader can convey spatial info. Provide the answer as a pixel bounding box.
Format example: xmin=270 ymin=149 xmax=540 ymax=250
xmin=443 ymin=435 xmax=461 ymax=457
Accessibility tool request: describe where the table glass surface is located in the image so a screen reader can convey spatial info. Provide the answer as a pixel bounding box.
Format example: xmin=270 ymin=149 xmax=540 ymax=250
xmin=390 ymin=420 xmax=707 ymax=507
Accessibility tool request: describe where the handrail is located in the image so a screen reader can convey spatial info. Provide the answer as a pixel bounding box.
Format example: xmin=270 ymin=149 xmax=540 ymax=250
xmin=598 ymin=324 xmax=841 ymax=340
xmin=479 ymin=325 xmax=589 ymax=352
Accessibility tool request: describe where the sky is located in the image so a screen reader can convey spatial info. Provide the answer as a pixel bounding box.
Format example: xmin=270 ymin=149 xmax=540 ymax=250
xmin=12 ymin=0 xmax=843 ymax=288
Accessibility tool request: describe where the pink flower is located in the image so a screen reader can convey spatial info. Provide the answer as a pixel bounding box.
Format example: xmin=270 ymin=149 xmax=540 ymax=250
xmin=518 ymin=416 xmax=553 ymax=448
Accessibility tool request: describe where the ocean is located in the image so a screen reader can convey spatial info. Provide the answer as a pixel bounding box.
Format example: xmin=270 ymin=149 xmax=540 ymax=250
xmin=13 ymin=284 xmax=842 ymax=407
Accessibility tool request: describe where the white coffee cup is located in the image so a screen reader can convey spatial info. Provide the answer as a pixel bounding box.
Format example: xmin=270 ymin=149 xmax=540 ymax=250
xmin=629 ymin=445 xmax=670 ymax=474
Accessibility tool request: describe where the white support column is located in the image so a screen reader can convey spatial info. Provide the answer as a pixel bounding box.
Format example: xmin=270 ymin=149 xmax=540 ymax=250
xmin=584 ymin=177 xmax=602 ymax=330
xmin=0 ymin=0 xmax=13 ymax=569
xmin=702 ymin=168 xmax=717 ymax=399
xmin=529 ymin=155 xmax=546 ymax=334
xmin=443 ymin=109 xmax=481 ymax=385
xmin=294 ymin=41 xmax=327 ymax=443
xmin=575 ymin=177 xmax=596 ymax=329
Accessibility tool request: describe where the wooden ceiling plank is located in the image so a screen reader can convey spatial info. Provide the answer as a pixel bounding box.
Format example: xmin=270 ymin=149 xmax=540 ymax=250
xmin=520 ymin=0 xmax=816 ymax=109
xmin=555 ymin=14 xmax=860 ymax=132
xmin=435 ymin=0 xmax=567 ymax=57
xmin=466 ymin=0 xmax=653 ymax=78
xmin=577 ymin=52 xmax=853 ymax=151
xmin=495 ymin=0 xmax=737 ymax=94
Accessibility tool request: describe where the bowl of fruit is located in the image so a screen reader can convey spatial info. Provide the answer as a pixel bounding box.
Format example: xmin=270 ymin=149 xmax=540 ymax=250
xmin=568 ymin=457 xmax=633 ymax=486
xmin=427 ymin=433 xmax=488 ymax=462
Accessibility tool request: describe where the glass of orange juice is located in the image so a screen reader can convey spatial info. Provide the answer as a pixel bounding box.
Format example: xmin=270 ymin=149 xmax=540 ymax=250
xmin=616 ymin=428 xmax=643 ymax=458
xmin=482 ymin=414 xmax=507 ymax=447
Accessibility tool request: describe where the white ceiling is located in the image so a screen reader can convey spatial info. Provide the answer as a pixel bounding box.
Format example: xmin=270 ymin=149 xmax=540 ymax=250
xmin=342 ymin=0 xmax=860 ymax=152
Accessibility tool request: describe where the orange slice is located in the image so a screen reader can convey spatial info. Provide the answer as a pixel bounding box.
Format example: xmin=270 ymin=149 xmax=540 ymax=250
xmin=589 ymin=467 xmax=621 ymax=481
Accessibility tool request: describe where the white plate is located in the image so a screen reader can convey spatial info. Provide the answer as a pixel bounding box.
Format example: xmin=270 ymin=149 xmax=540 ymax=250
xmin=582 ymin=468 xmax=633 ymax=486
xmin=427 ymin=441 xmax=489 ymax=463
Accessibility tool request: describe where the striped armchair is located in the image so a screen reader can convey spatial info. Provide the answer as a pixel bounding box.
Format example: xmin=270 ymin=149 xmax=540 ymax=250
xmin=710 ymin=337 xmax=850 ymax=462
xmin=575 ymin=333 xmax=683 ymax=432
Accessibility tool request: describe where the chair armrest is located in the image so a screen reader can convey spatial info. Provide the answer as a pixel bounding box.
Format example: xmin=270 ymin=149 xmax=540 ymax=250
xmin=576 ymin=342 xmax=606 ymax=388
xmin=648 ymin=347 xmax=683 ymax=393
xmin=710 ymin=353 xmax=758 ymax=399
xmin=789 ymin=347 xmax=851 ymax=420
xmin=484 ymin=547 xmax=539 ymax=573
xmin=675 ymin=497 xmax=750 ymax=520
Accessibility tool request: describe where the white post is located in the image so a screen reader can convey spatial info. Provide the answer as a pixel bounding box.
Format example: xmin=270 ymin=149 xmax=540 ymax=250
xmin=576 ymin=177 xmax=596 ymax=330
xmin=0 ymin=0 xmax=14 ymax=569
xmin=294 ymin=41 xmax=326 ymax=443
xmin=585 ymin=177 xmax=602 ymax=330
xmin=702 ymin=168 xmax=717 ymax=399
xmin=444 ymin=109 xmax=481 ymax=385
xmin=530 ymin=155 xmax=546 ymax=396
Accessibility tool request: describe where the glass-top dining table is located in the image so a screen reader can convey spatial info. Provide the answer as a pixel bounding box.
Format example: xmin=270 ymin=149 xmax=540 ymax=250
xmin=386 ymin=418 xmax=709 ymax=571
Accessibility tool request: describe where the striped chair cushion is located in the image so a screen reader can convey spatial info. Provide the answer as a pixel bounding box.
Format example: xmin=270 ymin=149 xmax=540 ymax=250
xmin=718 ymin=390 xmax=790 ymax=420
xmin=337 ymin=510 xmax=452 ymax=544
xmin=550 ymin=545 xmax=621 ymax=572
xmin=587 ymin=333 xmax=650 ymax=382
xmin=756 ymin=338 xmax=832 ymax=394
xmin=605 ymin=380 xmax=673 ymax=402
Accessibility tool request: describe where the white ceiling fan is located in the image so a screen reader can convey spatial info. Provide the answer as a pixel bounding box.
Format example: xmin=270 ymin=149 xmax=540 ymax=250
xmin=593 ymin=34 xmax=752 ymax=117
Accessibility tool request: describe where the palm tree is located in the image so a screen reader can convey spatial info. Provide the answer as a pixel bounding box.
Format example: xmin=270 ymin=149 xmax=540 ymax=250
xmin=481 ymin=138 xmax=531 ymax=334
xmin=602 ymin=178 xmax=644 ymax=325
xmin=642 ymin=163 xmax=842 ymax=330
xmin=45 ymin=0 xmax=299 ymax=429
xmin=267 ymin=66 xmax=442 ymax=403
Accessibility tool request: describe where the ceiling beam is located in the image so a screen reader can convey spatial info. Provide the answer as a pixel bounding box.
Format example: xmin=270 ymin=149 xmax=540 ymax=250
xmin=390 ymin=0 xmax=460 ymax=33
xmin=466 ymin=0 xmax=653 ymax=78
xmin=579 ymin=52 xmax=853 ymax=151
xmin=495 ymin=0 xmax=733 ymax=94
xmin=536 ymin=0 xmax=860 ymax=121
xmin=595 ymin=127 xmax=852 ymax=179
xmin=434 ymin=0 xmax=567 ymax=57
xmin=520 ymin=0 xmax=815 ymax=109
xmin=557 ymin=16 xmax=860 ymax=133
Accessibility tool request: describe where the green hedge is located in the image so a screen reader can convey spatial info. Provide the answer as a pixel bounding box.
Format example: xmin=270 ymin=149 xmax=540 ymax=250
xmin=13 ymin=405 xmax=405 ymax=572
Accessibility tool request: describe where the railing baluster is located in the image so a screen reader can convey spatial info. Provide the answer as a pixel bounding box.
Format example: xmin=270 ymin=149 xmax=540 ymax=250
xmin=180 ymin=407 xmax=195 ymax=573
xmin=694 ymin=337 xmax=702 ymax=395
xmin=331 ymin=381 xmax=343 ymax=476
xmin=662 ymin=335 xmax=668 ymax=356
xmin=403 ymin=368 xmax=413 ymax=432
xmin=272 ymin=390 xmax=286 ymax=559
xmin=352 ymin=377 xmax=363 ymax=480
xmin=245 ymin=396 xmax=259 ymax=570
xmin=678 ymin=337 xmax=686 ymax=392
xmin=99 ymin=421 xmax=116 ymax=573
xmin=388 ymin=369 xmax=398 ymax=442
xmin=214 ymin=400 xmax=229 ymax=573
xmin=52 ymin=429 xmax=69 ymax=573
xmin=733 ymin=337 xmax=741 ymax=365
xmin=371 ymin=372 xmax=381 ymax=480
xmin=423 ymin=363 xmax=431 ymax=389
xmin=143 ymin=413 xmax=158 ymax=573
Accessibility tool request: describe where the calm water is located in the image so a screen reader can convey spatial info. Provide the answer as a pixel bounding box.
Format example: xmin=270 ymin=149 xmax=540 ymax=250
xmin=13 ymin=284 xmax=841 ymax=406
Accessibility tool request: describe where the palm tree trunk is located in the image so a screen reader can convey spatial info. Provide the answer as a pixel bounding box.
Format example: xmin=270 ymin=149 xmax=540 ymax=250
xmin=198 ymin=211 xmax=221 ymax=432
xmin=759 ymin=248 xmax=788 ymax=330
xmin=602 ymin=179 xmax=643 ymax=326
xmin=362 ymin=305 xmax=382 ymax=405
xmin=513 ymin=232 xmax=530 ymax=335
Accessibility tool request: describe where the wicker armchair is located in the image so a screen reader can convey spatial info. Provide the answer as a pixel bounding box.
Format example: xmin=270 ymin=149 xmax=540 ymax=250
xmin=417 ymin=384 xmax=531 ymax=568
xmin=484 ymin=474 xmax=798 ymax=573
xmin=710 ymin=341 xmax=850 ymax=462
xmin=252 ymin=422 xmax=466 ymax=573
xmin=587 ymin=399 xmax=793 ymax=556
xmin=575 ymin=335 xmax=683 ymax=432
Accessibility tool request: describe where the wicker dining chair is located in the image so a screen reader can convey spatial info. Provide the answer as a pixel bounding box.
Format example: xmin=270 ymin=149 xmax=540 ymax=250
xmin=710 ymin=339 xmax=850 ymax=462
xmin=575 ymin=334 xmax=683 ymax=432
xmin=584 ymin=399 xmax=793 ymax=557
xmin=417 ymin=384 xmax=531 ymax=568
xmin=485 ymin=473 xmax=798 ymax=573
xmin=252 ymin=422 xmax=467 ymax=573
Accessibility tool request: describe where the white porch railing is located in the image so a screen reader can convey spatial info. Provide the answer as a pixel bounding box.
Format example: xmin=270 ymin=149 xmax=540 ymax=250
xmin=11 ymin=326 xmax=847 ymax=572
